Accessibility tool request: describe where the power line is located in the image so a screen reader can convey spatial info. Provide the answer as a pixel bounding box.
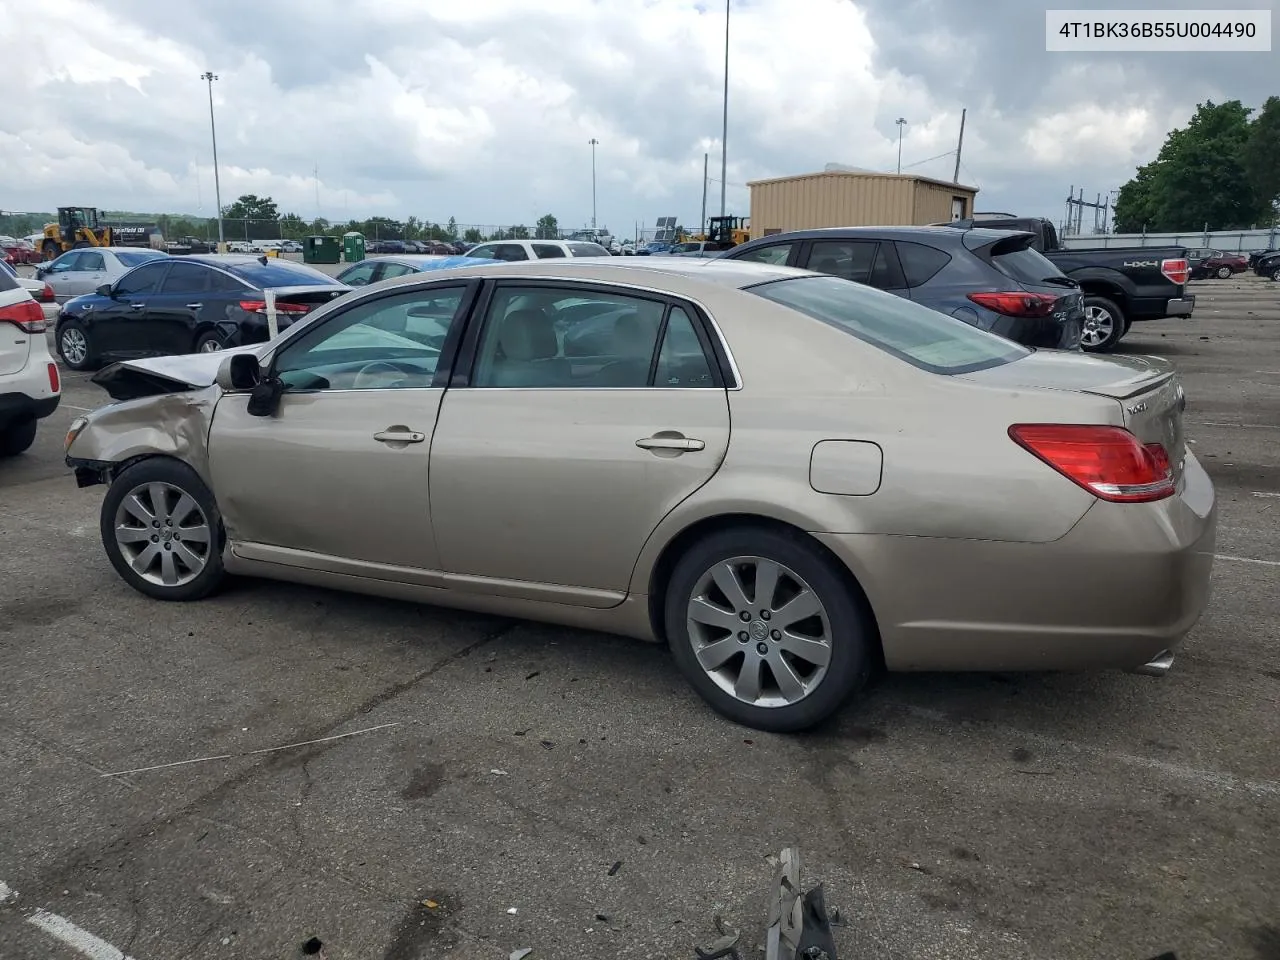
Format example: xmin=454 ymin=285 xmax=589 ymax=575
xmin=901 ymin=149 xmax=956 ymax=171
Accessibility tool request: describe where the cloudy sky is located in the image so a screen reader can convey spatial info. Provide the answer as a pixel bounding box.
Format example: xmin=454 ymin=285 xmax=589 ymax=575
xmin=1 ymin=0 xmax=1274 ymax=234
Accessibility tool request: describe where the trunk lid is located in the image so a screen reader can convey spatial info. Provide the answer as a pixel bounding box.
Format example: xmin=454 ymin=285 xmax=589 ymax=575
xmin=961 ymin=351 xmax=1186 ymax=482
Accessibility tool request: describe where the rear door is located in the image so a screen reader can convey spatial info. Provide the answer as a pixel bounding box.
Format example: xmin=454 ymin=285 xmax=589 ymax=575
xmin=799 ymin=239 xmax=908 ymax=296
xmin=428 ymin=280 xmax=731 ymax=602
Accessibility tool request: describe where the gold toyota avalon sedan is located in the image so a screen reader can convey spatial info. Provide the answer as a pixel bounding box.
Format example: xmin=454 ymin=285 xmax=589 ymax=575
xmin=65 ymin=258 xmax=1216 ymax=732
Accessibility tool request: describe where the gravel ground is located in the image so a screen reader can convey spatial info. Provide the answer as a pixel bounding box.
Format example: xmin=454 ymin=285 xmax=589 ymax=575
xmin=0 ymin=270 xmax=1277 ymax=960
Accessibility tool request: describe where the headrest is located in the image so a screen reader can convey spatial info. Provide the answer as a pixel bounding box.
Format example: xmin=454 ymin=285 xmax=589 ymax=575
xmin=499 ymin=308 xmax=558 ymax=361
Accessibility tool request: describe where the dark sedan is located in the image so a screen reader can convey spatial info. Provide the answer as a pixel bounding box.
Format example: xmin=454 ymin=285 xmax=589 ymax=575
xmin=719 ymin=226 xmax=1086 ymax=351
xmin=54 ymin=255 xmax=349 ymax=371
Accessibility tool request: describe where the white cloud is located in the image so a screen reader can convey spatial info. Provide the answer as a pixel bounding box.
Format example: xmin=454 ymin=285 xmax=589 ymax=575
xmin=0 ymin=0 xmax=1269 ymax=230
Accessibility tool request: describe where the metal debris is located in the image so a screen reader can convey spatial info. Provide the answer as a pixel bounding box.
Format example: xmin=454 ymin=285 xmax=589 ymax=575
xmin=763 ymin=847 xmax=839 ymax=960
xmin=509 ymin=949 xmax=533 ymax=960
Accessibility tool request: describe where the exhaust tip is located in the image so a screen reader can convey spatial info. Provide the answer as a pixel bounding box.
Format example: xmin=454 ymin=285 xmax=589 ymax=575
xmin=1128 ymin=650 xmax=1175 ymax=678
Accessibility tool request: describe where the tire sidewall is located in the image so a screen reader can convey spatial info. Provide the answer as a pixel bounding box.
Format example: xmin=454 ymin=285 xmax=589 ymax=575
xmin=1216 ymin=266 xmax=1231 ymax=279
xmin=1081 ymin=295 xmax=1124 ymax=353
xmin=58 ymin=320 xmax=95 ymax=371
xmin=194 ymin=331 xmax=224 ymax=354
xmin=100 ymin=457 xmax=226 ymax=601
xmin=0 ymin=417 xmax=37 ymax=456
xmin=664 ymin=526 xmax=872 ymax=732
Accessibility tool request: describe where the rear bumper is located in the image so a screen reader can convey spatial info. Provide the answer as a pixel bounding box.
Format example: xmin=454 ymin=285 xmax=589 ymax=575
xmin=815 ymin=452 xmax=1217 ymax=673
xmin=0 ymin=391 xmax=59 ymax=427
xmin=1165 ymin=296 xmax=1195 ymax=317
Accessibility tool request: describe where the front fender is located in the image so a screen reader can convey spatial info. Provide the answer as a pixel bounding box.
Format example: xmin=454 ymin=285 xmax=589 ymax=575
xmin=65 ymin=386 xmax=220 ymax=488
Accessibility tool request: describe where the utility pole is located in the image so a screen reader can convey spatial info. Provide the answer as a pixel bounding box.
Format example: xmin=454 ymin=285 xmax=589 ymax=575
xmin=896 ymin=118 xmax=908 ymax=175
xmin=589 ymin=138 xmax=599 ymax=230
xmin=701 ymin=152 xmax=709 ymax=238
xmin=952 ymin=108 xmax=966 ymax=183
xmin=314 ymin=164 xmax=320 ymax=224
xmin=720 ymin=0 xmax=729 ymax=218
xmin=201 ymin=72 xmax=225 ymax=250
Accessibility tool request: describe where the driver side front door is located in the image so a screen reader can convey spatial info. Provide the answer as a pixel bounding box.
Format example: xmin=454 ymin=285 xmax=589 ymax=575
xmin=207 ymin=281 xmax=479 ymax=573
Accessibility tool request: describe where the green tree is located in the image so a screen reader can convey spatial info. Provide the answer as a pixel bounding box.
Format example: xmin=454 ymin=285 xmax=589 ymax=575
xmin=279 ymin=213 xmax=307 ymax=238
xmin=535 ymin=213 xmax=559 ymax=239
xmin=463 ymin=226 xmax=483 ymax=243
xmin=1243 ymin=96 xmax=1280 ymax=222
xmin=446 ymin=216 xmax=459 ymax=239
xmin=509 ymin=224 xmax=530 ymax=239
xmin=222 ymin=194 xmax=280 ymax=238
xmin=1114 ymin=100 xmax=1273 ymax=231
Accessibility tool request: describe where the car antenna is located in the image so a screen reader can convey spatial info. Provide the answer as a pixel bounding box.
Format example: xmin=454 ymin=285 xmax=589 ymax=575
xmin=258 ymin=254 xmax=269 ymax=265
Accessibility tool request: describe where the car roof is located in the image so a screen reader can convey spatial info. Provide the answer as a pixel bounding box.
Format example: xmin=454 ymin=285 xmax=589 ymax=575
xmin=355 ymin=254 xmax=456 ymax=267
xmin=69 ymin=246 xmax=167 ymax=255
xmin=733 ymin=225 xmax=1026 ymax=245
xmin=373 ymin=256 xmax=811 ymax=294
xmin=183 ymin=254 xmax=316 ymax=267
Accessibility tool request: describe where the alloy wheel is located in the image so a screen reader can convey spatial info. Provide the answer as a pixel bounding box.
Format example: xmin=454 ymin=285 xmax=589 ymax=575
xmin=198 ymin=339 xmax=223 ymax=353
xmin=1216 ymin=266 xmax=1231 ymax=279
xmin=60 ymin=328 xmax=88 ymax=366
xmin=1081 ymin=305 xmax=1115 ymax=348
xmin=686 ymin=556 xmax=832 ymax=708
xmin=112 ymin=481 xmax=213 ymax=587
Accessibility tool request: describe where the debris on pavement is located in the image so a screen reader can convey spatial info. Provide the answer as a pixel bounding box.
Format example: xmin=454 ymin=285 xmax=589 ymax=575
xmin=607 ymin=860 xmax=623 ymax=876
xmin=506 ymin=907 xmax=519 ymax=915
xmin=490 ymin=769 xmax=509 ymax=776
xmin=695 ymin=914 xmax=742 ymax=960
xmin=764 ymin=847 xmax=839 ymax=960
xmin=509 ymin=948 xmax=533 ymax=960
xmin=301 ymin=936 xmax=324 ymax=955
xmin=422 ymin=899 xmax=440 ymax=909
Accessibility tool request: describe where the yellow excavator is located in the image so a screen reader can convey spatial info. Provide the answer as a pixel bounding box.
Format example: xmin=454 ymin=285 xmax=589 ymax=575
xmin=686 ymin=215 xmax=751 ymax=246
xmin=39 ymin=207 xmax=160 ymax=260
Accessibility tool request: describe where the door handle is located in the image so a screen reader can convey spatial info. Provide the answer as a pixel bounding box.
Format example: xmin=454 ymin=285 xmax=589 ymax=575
xmin=186 ymin=303 xmax=203 ymax=309
xmin=129 ymin=303 xmax=144 ymax=310
xmin=636 ymin=435 xmax=705 ymax=452
xmin=374 ymin=430 xmax=426 ymax=444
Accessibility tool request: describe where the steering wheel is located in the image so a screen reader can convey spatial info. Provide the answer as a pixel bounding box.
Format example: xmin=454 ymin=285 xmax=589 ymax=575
xmin=351 ymin=360 xmax=406 ymax=390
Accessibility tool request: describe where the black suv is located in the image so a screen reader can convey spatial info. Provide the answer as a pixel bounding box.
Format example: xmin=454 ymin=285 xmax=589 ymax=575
xmin=719 ymin=226 xmax=1084 ymax=351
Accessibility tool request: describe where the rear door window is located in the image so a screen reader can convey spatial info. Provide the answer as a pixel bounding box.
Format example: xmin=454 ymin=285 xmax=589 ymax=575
xmin=532 ymin=243 xmax=567 ymax=259
xmin=160 ymin=262 xmax=211 ymax=293
xmin=733 ymin=242 xmax=793 ymax=265
xmin=567 ymin=242 xmax=611 ymax=257
xmin=804 ymin=241 xmax=878 ymax=283
xmin=78 ymin=251 xmax=106 ymax=271
xmin=895 ymin=241 xmax=952 ymax=287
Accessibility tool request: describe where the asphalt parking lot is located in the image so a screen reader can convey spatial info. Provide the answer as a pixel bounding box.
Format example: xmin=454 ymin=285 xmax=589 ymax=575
xmin=1 ymin=273 xmax=1277 ymax=960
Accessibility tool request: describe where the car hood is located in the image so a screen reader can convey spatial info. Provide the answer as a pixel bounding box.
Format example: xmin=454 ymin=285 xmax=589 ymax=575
xmin=958 ymin=349 xmax=1174 ymax=400
xmin=91 ymin=345 xmax=266 ymax=401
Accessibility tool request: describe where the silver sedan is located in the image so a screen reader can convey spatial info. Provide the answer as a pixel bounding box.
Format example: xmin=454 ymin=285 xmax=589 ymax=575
xmin=37 ymin=247 xmax=169 ymax=301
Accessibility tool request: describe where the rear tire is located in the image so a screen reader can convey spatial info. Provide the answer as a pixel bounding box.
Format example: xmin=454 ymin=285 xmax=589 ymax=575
xmin=1215 ymin=265 xmax=1231 ymax=279
xmin=100 ymin=458 xmax=226 ymax=602
xmin=194 ymin=331 xmax=224 ymax=354
xmin=1271 ymin=266 xmax=1280 ymax=282
xmin=664 ymin=525 xmax=874 ymax=732
xmin=0 ymin=417 xmax=37 ymax=457
xmin=1080 ymin=295 xmax=1125 ymax=353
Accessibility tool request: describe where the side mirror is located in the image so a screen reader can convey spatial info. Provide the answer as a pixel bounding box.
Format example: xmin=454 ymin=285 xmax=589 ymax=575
xmin=216 ymin=353 xmax=262 ymax=392
xmin=96 ymin=283 xmax=113 ymax=297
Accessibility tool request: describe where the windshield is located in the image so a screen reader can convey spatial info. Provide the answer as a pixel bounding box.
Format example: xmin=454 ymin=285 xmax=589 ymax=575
xmin=227 ymin=260 xmax=339 ymax=287
xmin=747 ymin=275 xmax=1029 ymax=375
xmin=116 ymin=250 xmax=168 ymax=267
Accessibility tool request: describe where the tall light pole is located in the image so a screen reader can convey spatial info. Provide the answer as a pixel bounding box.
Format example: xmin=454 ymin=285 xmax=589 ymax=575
xmin=588 ymin=138 xmax=599 ymax=231
xmin=720 ymin=0 xmax=730 ymax=218
xmin=895 ymin=117 xmax=907 ymax=175
xmin=202 ymin=72 xmax=225 ymax=249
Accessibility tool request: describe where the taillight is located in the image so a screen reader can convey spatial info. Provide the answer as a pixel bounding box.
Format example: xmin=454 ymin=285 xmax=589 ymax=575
xmin=0 ymin=298 xmax=47 ymax=333
xmin=238 ymin=300 xmax=311 ymax=315
xmin=967 ymin=291 xmax=1060 ymax=318
xmin=1009 ymin=424 xmax=1174 ymax=503
xmin=1160 ymin=258 xmax=1188 ymax=285
xmin=47 ymin=362 xmax=60 ymax=393
xmin=40 ymin=283 xmax=55 ymax=303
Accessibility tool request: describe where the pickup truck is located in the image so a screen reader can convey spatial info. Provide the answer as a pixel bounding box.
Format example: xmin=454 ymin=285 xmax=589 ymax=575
xmin=164 ymin=237 xmax=217 ymax=255
xmin=946 ymin=216 xmax=1193 ymax=352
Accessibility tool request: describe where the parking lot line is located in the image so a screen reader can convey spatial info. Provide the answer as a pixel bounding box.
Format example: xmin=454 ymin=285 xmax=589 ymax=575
xmin=1215 ymin=553 xmax=1280 ymax=567
xmin=26 ymin=907 xmax=138 ymax=960
xmin=900 ymin=705 xmax=1280 ymax=798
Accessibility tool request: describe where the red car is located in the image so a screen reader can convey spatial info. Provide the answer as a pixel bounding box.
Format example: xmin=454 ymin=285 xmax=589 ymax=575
xmin=0 ymin=238 xmax=41 ymax=266
xmin=1188 ymin=249 xmax=1248 ymax=280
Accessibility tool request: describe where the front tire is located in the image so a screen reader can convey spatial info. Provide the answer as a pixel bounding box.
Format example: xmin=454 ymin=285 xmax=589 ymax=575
xmin=1080 ymin=295 xmax=1125 ymax=353
xmin=1271 ymin=266 xmax=1280 ymax=282
xmin=664 ymin=526 xmax=874 ymax=732
xmin=58 ymin=320 xmax=96 ymax=371
xmin=0 ymin=417 xmax=37 ymax=457
xmin=100 ymin=458 xmax=226 ymax=602
xmin=1216 ymin=265 xmax=1231 ymax=279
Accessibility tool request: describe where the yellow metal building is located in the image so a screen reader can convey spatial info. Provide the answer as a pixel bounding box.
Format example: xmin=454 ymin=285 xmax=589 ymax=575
xmin=747 ymin=170 xmax=979 ymax=239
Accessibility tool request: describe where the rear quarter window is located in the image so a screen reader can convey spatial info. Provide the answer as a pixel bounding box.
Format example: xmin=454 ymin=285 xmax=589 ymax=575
xmin=228 ymin=261 xmax=337 ymax=287
xmin=895 ymin=241 xmax=952 ymax=287
xmin=568 ymin=242 xmax=611 ymax=257
xmin=990 ymin=244 xmax=1064 ymax=286
xmin=116 ymin=250 xmax=167 ymax=267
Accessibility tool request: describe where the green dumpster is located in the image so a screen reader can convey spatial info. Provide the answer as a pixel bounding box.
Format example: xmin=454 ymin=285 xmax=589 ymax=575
xmin=342 ymin=232 xmax=366 ymax=263
xmin=303 ymin=235 xmax=340 ymax=265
